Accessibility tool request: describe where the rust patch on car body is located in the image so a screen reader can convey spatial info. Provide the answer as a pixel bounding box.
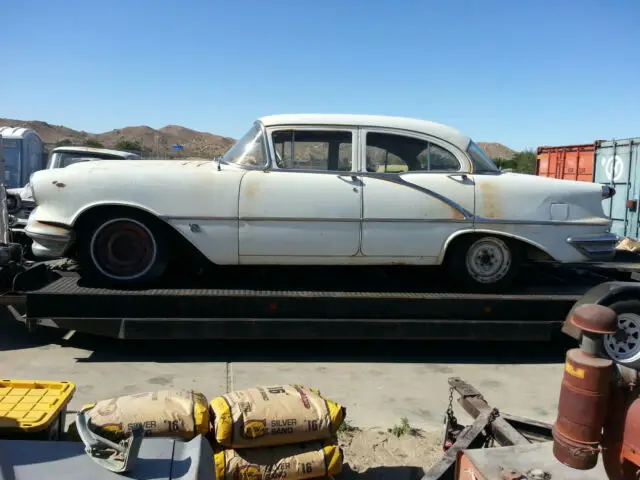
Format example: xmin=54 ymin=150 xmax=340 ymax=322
xmin=449 ymin=205 xmax=465 ymax=219
xmin=52 ymin=181 xmax=66 ymax=188
xmin=33 ymin=220 xmax=73 ymax=236
xmin=479 ymin=182 xmax=501 ymax=219
xmin=241 ymin=174 xmax=260 ymax=200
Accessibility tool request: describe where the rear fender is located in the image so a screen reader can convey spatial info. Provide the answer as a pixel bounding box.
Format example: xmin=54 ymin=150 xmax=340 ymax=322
xmin=437 ymin=228 xmax=555 ymax=264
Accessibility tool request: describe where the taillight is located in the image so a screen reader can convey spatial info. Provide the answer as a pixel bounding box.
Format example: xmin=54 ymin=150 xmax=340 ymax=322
xmin=602 ymin=186 xmax=616 ymax=199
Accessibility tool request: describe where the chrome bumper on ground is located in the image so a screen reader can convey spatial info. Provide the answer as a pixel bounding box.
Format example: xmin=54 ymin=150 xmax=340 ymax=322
xmin=566 ymin=232 xmax=618 ymax=261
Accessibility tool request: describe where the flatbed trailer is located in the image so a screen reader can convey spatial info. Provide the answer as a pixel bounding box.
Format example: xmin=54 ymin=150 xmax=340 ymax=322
xmin=2 ymin=260 xmax=640 ymax=341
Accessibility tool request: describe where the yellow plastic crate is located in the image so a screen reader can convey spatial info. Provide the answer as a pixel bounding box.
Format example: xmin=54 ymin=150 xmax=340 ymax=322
xmin=0 ymin=379 xmax=75 ymax=440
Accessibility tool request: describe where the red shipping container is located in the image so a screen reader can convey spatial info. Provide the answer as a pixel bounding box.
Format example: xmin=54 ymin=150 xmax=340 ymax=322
xmin=536 ymin=143 xmax=596 ymax=182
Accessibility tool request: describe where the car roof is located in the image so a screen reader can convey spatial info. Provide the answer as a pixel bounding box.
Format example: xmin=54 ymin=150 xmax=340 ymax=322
xmin=257 ymin=114 xmax=472 ymax=152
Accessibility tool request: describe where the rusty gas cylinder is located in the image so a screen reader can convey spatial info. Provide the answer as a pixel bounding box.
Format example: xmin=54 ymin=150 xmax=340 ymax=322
xmin=553 ymin=304 xmax=617 ymax=470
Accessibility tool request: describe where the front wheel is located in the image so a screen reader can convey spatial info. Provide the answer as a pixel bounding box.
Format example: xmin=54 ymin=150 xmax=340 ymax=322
xmin=77 ymin=212 xmax=169 ymax=286
xmin=445 ymin=235 xmax=521 ymax=293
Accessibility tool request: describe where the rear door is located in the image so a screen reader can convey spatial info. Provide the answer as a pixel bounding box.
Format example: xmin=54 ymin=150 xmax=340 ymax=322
xmin=358 ymin=128 xmax=474 ymax=261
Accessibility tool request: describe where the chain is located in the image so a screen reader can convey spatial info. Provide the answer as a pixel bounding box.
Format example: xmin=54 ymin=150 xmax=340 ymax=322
xmin=483 ymin=407 xmax=500 ymax=447
xmin=488 ymin=407 xmax=500 ymax=425
xmin=446 ymin=384 xmax=458 ymax=425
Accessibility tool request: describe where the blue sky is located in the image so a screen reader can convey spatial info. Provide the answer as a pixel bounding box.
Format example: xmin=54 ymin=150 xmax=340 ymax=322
xmin=2 ymin=0 xmax=638 ymax=151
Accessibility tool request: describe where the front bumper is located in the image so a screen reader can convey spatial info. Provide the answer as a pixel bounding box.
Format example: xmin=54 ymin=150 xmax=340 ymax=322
xmin=24 ymin=209 xmax=75 ymax=259
xmin=566 ymin=232 xmax=618 ymax=261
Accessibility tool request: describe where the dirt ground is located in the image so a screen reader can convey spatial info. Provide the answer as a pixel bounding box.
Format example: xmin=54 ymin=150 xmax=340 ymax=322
xmin=337 ymin=426 xmax=443 ymax=480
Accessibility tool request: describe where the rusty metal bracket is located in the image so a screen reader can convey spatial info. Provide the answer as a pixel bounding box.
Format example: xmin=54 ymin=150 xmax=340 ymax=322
xmin=422 ymin=410 xmax=492 ymax=480
xmin=448 ymin=377 xmax=531 ymax=447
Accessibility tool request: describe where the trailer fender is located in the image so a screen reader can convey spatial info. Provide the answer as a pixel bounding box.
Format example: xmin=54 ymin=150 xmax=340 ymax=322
xmin=562 ymin=281 xmax=640 ymax=339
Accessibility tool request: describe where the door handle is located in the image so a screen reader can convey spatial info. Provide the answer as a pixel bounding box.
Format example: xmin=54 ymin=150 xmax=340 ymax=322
xmin=337 ymin=174 xmax=359 ymax=182
xmin=447 ymin=173 xmax=468 ymax=180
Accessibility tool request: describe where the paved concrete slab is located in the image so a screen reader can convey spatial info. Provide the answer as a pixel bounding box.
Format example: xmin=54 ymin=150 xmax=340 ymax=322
xmin=0 ymin=325 xmax=228 ymax=414
xmin=0 ymin=318 xmax=569 ymax=431
xmin=231 ymin=361 xmax=563 ymax=430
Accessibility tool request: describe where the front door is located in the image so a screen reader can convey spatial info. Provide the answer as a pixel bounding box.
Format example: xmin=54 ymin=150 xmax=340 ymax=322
xmin=238 ymin=127 xmax=362 ymax=262
xmin=359 ymin=128 xmax=475 ymax=261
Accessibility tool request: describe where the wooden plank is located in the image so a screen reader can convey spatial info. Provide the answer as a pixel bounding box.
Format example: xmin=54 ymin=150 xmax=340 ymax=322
xmin=421 ymin=412 xmax=491 ymax=480
xmin=448 ymin=377 xmax=530 ymax=447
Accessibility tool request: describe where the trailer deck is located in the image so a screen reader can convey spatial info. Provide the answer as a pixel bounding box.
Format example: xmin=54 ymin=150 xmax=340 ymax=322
xmin=0 ymin=260 xmax=637 ymax=341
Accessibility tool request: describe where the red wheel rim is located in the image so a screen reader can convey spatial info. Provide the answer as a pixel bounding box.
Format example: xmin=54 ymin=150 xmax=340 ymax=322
xmin=91 ymin=220 xmax=156 ymax=279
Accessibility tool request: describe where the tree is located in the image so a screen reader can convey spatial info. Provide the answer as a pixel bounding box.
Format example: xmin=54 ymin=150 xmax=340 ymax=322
xmin=493 ymin=149 xmax=537 ymax=174
xmin=84 ymin=139 xmax=104 ymax=148
xmin=55 ymin=139 xmax=73 ymax=147
xmin=115 ymin=138 xmax=143 ymax=152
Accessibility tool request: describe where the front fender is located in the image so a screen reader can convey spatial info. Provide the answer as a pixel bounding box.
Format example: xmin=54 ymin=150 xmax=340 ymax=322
xmin=69 ymin=201 xmax=163 ymax=226
xmin=437 ymin=228 xmax=555 ymax=264
xmin=561 ymin=281 xmax=640 ymax=340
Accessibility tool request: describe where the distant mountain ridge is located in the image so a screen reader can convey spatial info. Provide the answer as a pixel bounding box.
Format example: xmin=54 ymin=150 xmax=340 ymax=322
xmin=0 ymin=118 xmax=235 ymax=158
xmin=0 ymin=117 xmax=517 ymax=160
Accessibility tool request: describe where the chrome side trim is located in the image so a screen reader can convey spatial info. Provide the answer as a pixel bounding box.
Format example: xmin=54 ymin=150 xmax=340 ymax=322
xmin=161 ymin=214 xmax=610 ymax=227
xmin=160 ymin=215 xmax=237 ymax=221
xmin=241 ymin=217 xmax=359 ymax=223
xmin=363 ymin=218 xmax=471 ymax=223
xmin=476 ymin=217 xmax=611 ymax=227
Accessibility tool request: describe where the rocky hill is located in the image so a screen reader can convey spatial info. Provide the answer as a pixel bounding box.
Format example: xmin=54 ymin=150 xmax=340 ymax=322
xmin=477 ymin=142 xmax=517 ymax=160
xmin=0 ymin=117 xmax=516 ymax=160
xmin=0 ymin=118 xmax=235 ymax=158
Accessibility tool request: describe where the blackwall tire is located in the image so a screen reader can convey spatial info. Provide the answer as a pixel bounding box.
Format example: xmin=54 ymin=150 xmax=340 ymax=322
xmin=77 ymin=212 xmax=169 ymax=286
xmin=446 ymin=235 xmax=521 ymax=293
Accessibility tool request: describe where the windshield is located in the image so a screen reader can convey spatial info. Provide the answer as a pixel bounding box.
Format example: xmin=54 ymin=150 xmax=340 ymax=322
xmin=222 ymin=123 xmax=267 ymax=168
xmin=467 ymin=141 xmax=499 ymax=174
xmin=2 ymin=145 xmax=22 ymax=188
xmin=48 ymin=151 xmax=132 ymax=168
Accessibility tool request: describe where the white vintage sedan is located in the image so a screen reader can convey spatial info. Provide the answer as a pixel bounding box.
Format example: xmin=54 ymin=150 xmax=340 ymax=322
xmin=23 ymin=114 xmax=617 ymax=291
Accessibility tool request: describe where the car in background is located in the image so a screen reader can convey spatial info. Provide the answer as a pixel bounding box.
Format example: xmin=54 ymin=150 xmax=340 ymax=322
xmin=23 ymin=114 xmax=617 ymax=292
xmin=7 ymin=146 xmax=141 ymax=232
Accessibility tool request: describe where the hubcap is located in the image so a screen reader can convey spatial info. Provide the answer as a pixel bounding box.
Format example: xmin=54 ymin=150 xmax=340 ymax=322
xmin=90 ymin=219 xmax=157 ymax=280
xmin=604 ymin=313 xmax=640 ymax=367
xmin=465 ymin=238 xmax=511 ymax=284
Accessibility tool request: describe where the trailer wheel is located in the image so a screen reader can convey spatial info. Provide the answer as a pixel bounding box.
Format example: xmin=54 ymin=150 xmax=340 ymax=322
xmin=445 ymin=235 xmax=521 ymax=292
xmin=603 ymin=299 xmax=640 ymax=369
xmin=77 ymin=211 xmax=169 ymax=285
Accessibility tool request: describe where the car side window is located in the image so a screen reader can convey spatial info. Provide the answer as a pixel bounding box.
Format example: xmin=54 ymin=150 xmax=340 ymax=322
xmin=365 ymin=132 xmax=461 ymax=173
xmin=271 ymin=130 xmax=353 ymax=171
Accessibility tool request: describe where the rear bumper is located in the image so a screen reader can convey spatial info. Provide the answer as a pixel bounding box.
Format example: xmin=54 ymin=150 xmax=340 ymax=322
xmin=566 ymin=232 xmax=618 ymax=261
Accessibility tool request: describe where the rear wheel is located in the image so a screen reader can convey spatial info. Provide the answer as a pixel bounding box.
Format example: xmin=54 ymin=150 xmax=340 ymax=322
xmin=77 ymin=211 xmax=169 ymax=285
xmin=445 ymin=235 xmax=521 ymax=292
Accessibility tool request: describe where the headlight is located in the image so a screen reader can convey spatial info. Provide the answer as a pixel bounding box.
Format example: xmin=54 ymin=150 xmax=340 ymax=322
xmin=5 ymin=194 xmax=20 ymax=214
xmin=602 ymin=185 xmax=616 ymax=199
